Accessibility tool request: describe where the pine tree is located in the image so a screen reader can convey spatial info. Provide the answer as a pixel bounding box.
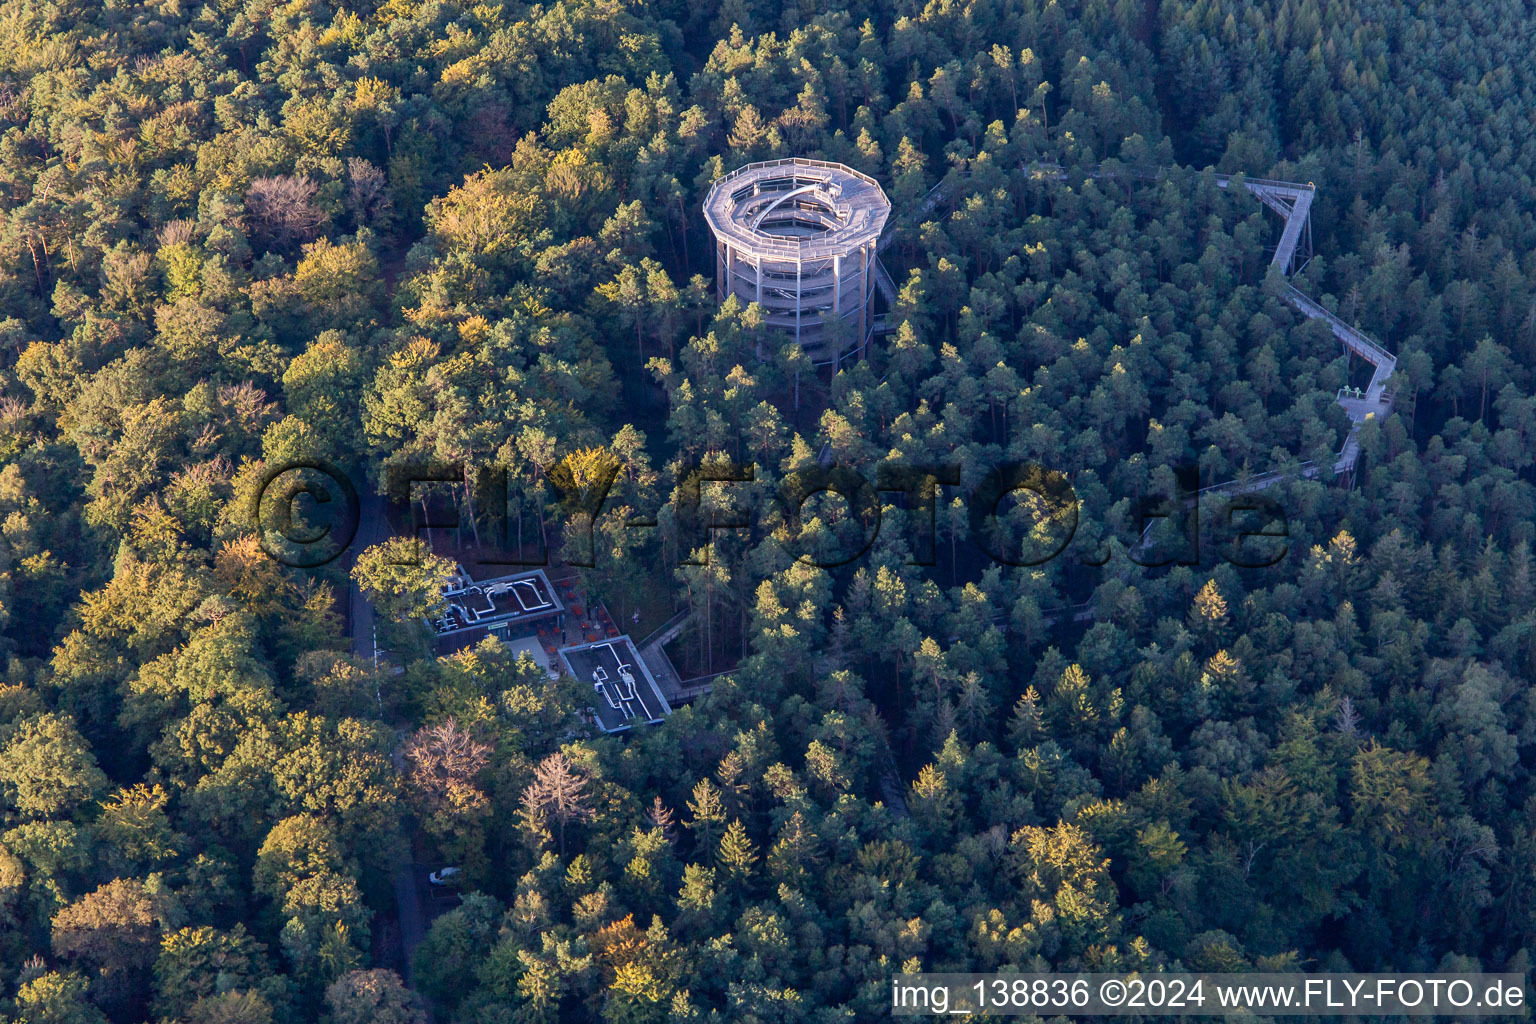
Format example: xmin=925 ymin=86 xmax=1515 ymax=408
xmin=515 ymin=951 xmax=561 ymax=1023
xmin=717 ymin=820 xmax=757 ymax=885
xmin=1188 ymin=578 xmax=1229 ymax=643
xmin=1048 ymin=663 xmax=1098 ymax=734
xmin=684 ymin=779 xmax=725 ymax=851
xmin=715 ymin=752 xmax=749 ymax=816
xmin=1132 ymin=820 xmax=1187 ymax=896
xmin=1200 ymin=649 xmax=1254 ymax=709
xmin=803 ymin=740 xmax=850 ymax=798
xmin=645 ymin=796 xmax=677 ymax=844
xmin=767 ymin=811 xmax=824 ymax=890
xmin=1007 ymin=686 xmax=1045 ymax=749
xmin=676 ymin=864 xmax=716 ymax=915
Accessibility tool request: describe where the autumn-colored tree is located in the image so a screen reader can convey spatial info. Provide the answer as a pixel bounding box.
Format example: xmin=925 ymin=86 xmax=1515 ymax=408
xmin=403 ymin=718 xmax=493 ymax=870
xmin=325 ymin=969 xmax=426 ymax=1024
xmin=519 ymin=751 xmax=595 ymax=856
xmin=351 ymin=539 xmax=457 ymax=623
xmin=1188 ymin=578 xmax=1230 ymax=645
xmin=245 ymin=175 xmax=328 ymax=252
xmin=52 ymin=877 xmax=180 ymax=1012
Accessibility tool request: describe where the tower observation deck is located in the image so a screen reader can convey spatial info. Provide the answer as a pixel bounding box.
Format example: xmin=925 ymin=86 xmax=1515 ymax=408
xmin=703 ymin=158 xmax=891 ymax=367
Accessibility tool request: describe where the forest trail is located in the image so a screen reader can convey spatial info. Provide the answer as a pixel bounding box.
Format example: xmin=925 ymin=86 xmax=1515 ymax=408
xmin=391 ymin=862 xmax=427 ymax=988
xmin=348 ymin=488 xmax=390 ymax=664
xmin=343 ymin=490 xmax=431 ymax=987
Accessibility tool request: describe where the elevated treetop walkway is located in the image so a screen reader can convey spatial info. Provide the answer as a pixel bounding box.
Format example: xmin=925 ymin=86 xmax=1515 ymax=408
xmin=704 ymin=158 xmax=890 ymax=260
xmin=877 ymin=162 xmax=1396 ymax=487
xmin=676 ymin=163 xmax=1403 ymax=707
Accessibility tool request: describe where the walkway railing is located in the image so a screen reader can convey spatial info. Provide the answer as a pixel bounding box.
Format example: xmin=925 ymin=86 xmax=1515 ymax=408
xmin=639 ymin=608 xmax=690 ymax=650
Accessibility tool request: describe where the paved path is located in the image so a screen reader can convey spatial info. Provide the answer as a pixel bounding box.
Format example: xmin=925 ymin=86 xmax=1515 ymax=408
xmin=342 ymin=487 xmax=429 ymax=986
xmin=391 ymin=861 xmax=426 ymax=986
xmin=348 ymin=489 xmax=389 ymax=663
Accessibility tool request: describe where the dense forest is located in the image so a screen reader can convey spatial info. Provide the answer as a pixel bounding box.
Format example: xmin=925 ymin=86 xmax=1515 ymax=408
xmin=2 ymin=0 xmax=1536 ymax=1021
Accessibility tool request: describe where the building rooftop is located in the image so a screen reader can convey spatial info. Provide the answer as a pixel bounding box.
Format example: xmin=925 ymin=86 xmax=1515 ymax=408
xmin=559 ymin=635 xmax=672 ymax=733
xmin=429 ymin=568 xmax=564 ymax=639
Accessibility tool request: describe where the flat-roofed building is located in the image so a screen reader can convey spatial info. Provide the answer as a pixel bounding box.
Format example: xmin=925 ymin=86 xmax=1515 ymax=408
xmin=559 ymin=635 xmax=672 ymax=733
xmin=428 ymin=568 xmax=565 ymax=656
